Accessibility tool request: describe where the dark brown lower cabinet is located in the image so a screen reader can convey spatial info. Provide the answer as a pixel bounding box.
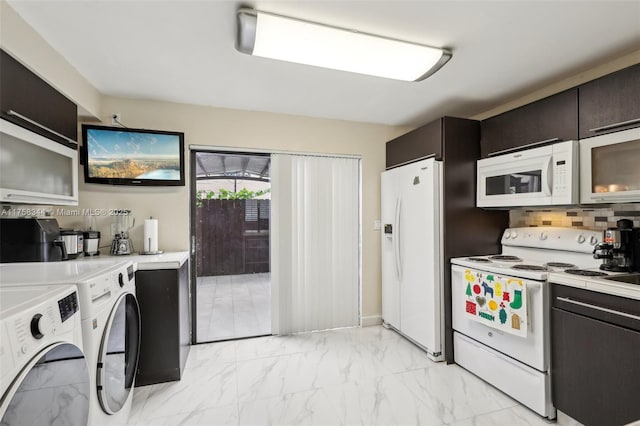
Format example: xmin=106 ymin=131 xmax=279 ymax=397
xmin=550 ymin=284 xmax=640 ymax=426
xmin=135 ymin=262 xmax=191 ymax=386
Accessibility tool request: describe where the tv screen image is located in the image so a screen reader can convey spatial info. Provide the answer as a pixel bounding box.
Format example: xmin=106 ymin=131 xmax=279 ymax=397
xmin=82 ymin=125 xmax=185 ymax=186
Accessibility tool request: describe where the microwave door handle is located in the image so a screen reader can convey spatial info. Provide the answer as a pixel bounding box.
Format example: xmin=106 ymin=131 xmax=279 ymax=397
xmin=542 ymin=157 xmax=553 ymax=196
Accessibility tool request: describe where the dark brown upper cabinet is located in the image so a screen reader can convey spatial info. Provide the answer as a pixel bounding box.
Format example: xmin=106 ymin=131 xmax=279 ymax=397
xmin=578 ymin=63 xmax=640 ymax=139
xmin=480 ymin=89 xmax=578 ymax=158
xmin=385 ymin=118 xmax=443 ymax=167
xmin=1 ymin=49 xmax=77 ymax=148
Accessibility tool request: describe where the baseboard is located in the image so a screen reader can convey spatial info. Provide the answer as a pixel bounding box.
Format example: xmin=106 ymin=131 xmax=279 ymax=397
xmin=361 ymin=315 xmax=382 ymax=327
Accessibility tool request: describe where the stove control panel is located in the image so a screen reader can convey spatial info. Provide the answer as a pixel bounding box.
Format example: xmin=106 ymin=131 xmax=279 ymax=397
xmin=502 ymin=227 xmax=600 ymax=253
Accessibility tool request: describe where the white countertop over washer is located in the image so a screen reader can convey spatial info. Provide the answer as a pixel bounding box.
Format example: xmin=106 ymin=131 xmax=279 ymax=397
xmin=79 ymin=251 xmax=189 ymax=270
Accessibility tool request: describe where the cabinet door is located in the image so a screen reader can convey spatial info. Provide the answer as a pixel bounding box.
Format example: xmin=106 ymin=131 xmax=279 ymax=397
xmin=0 ymin=49 xmax=77 ymax=147
xmin=551 ymin=308 xmax=640 ymax=426
xmin=480 ymin=89 xmax=578 ymax=158
xmin=578 ymin=64 xmax=640 ymax=139
xmin=386 ymin=118 xmax=442 ymax=168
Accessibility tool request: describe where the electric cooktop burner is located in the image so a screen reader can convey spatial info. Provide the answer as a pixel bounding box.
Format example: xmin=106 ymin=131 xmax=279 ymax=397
xmin=467 ymin=257 xmax=492 ymax=263
xmin=564 ymin=269 xmax=609 ymax=277
xmin=489 ymin=255 xmax=522 ymax=262
xmin=511 ymin=264 xmax=549 ymax=271
xmin=544 ymin=262 xmax=577 ymax=269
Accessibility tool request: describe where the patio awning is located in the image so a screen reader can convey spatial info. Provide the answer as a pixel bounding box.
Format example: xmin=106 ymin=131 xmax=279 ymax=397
xmin=195 ymin=153 xmax=270 ymax=181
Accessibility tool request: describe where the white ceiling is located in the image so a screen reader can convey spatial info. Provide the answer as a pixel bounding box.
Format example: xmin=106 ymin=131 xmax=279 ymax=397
xmin=8 ymin=1 xmax=640 ymax=127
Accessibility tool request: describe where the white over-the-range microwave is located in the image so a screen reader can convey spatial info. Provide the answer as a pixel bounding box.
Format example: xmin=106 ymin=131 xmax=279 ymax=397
xmin=477 ymin=126 xmax=640 ymax=207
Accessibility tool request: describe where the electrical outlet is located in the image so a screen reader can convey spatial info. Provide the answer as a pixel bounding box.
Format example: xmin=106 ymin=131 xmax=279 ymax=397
xmin=111 ymin=113 xmax=122 ymax=125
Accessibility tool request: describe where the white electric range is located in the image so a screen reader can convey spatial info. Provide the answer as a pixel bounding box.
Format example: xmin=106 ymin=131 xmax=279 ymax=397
xmin=450 ymin=227 xmax=603 ymax=419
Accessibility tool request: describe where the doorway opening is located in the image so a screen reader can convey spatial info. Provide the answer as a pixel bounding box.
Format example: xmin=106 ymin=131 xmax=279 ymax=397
xmin=191 ymin=151 xmax=271 ymax=343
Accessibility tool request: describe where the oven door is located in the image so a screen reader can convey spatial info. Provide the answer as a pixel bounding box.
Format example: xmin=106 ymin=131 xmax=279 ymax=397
xmin=451 ymin=265 xmax=548 ymax=372
xmin=579 ymin=127 xmax=640 ymax=204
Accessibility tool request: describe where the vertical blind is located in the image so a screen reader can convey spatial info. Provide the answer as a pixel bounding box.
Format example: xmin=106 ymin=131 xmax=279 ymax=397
xmin=271 ymin=154 xmax=361 ymax=334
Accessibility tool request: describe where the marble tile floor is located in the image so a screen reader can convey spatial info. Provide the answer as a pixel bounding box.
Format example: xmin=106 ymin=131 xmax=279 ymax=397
xmin=128 ymin=326 xmax=555 ymax=426
xmin=196 ymin=273 xmax=271 ymax=342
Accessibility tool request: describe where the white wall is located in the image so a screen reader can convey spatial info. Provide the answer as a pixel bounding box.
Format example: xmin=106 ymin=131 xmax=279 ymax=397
xmin=57 ymin=96 xmax=409 ymax=320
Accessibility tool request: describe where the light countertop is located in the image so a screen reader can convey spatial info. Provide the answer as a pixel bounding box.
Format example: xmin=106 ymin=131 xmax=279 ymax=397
xmin=548 ymin=272 xmax=640 ymax=300
xmin=80 ymin=251 xmax=189 ymax=271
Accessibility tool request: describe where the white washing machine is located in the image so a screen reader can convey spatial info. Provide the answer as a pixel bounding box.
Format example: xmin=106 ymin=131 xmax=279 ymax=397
xmin=0 ymin=260 xmax=140 ymax=426
xmin=0 ymin=284 xmax=91 ymax=425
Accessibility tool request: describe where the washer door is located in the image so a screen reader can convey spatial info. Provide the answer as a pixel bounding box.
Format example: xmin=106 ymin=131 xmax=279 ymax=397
xmin=97 ymin=292 xmax=140 ymax=415
xmin=0 ymin=343 xmax=90 ymax=426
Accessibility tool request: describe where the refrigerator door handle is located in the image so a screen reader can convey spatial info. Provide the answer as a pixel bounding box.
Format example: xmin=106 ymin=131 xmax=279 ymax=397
xmin=394 ymin=197 xmax=402 ymax=281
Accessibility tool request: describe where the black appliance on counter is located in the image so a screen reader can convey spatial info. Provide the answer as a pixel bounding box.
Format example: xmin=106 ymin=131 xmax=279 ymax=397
xmin=0 ymin=218 xmax=68 ymax=263
xmin=593 ymin=219 xmax=637 ymax=272
xmin=633 ymin=227 xmax=640 ymax=273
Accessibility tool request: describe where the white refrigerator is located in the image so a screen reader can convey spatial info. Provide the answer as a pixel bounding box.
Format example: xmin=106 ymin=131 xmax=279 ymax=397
xmin=381 ymin=157 xmax=444 ymax=361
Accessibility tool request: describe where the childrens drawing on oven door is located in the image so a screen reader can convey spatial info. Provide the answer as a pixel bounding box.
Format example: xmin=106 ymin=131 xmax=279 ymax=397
xmin=463 ymin=269 xmax=528 ymax=337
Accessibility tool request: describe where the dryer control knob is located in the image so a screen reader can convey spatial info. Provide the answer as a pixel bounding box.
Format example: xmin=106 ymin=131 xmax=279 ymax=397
xmin=30 ymin=314 xmax=51 ymax=339
xmin=504 ymin=231 xmax=511 ymax=239
xmin=589 ymin=236 xmax=598 ymax=245
xmin=540 ymin=232 xmax=548 ymax=240
xmin=576 ymin=234 xmax=586 ymax=244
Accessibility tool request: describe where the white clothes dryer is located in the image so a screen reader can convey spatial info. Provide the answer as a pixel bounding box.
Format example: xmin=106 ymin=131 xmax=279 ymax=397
xmin=0 ymin=260 xmax=140 ymax=426
xmin=0 ymin=285 xmax=90 ymax=425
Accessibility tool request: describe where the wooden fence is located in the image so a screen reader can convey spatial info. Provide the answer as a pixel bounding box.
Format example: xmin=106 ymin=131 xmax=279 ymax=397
xmin=196 ymin=199 xmax=270 ymax=277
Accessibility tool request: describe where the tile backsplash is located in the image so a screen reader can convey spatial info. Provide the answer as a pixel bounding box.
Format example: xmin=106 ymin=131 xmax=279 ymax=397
xmin=509 ymin=203 xmax=640 ymax=231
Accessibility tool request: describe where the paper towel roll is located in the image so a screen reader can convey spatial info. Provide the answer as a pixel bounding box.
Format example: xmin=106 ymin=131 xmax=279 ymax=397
xmin=144 ymin=219 xmax=159 ymax=252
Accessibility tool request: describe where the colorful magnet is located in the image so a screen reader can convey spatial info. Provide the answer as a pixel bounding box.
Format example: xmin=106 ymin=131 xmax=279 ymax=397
xmin=479 ymin=312 xmax=495 ymax=321
xmin=473 ymin=284 xmax=481 ymax=295
xmin=510 ymin=289 xmax=523 ymax=310
xmin=476 ymin=296 xmax=486 ymax=307
xmin=466 ymin=301 xmax=477 ymax=315
xmin=512 ymin=313 xmax=521 ymax=330
xmin=503 ymin=291 xmax=510 ymax=302
xmin=486 ymin=274 xmax=495 ymax=282
xmin=494 ymin=282 xmax=502 ymax=297
xmin=499 ymin=308 xmax=507 ymax=324
xmin=488 ymin=300 xmax=498 ymax=311
xmin=466 ymin=283 xmax=473 ymax=297
xmin=481 ymin=282 xmax=494 ymax=298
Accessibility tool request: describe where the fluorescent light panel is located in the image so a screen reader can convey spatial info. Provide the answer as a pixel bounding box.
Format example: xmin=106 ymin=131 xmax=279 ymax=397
xmin=236 ymin=9 xmax=451 ymax=82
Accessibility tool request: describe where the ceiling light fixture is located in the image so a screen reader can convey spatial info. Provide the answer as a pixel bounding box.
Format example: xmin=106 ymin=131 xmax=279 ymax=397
xmin=236 ymin=8 xmax=452 ymax=82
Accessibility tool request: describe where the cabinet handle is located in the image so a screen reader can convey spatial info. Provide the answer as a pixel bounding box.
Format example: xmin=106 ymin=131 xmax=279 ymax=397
xmin=487 ymin=137 xmax=561 ymax=157
xmin=6 ymin=110 xmax=77 ymax=145
xmin=6 ymin=193 xmax=72 ymax=202
xmin=556 ymin=296 xmax=640 ymax=321
xmin=589 ymin=117 xmax=640 ymax=133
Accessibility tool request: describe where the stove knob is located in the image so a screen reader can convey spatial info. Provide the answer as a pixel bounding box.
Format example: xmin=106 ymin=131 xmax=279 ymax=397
xmin=511 ymin=231 xmax=518 ymax=239
xmin=589 ymin=236 xmax=598 ymax=245
xmin=576 ymin=234 xmax=586 ymax=244
xmin=504 ymin=231 xmax=511 ymax=239
xmin=540 ymin=232 xmax=548 ymax=240
xmin=30 ymin=314 xmax=52 ymax=339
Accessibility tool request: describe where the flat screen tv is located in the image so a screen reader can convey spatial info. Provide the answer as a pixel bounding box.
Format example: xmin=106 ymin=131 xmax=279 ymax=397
xmin=82 ymin=124 xmax=185 ymax=186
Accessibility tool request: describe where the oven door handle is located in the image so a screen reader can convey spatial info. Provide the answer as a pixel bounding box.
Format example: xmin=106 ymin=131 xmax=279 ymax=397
xmin=556 ymin=297 xmax=640 ymax=321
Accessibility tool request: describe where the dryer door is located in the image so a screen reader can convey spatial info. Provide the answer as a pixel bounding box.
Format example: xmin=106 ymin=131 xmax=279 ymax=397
xmin=0 ymin=343 xmax=90 ymax=425
xmin=97 ymin=292 xmax=140 ymax=414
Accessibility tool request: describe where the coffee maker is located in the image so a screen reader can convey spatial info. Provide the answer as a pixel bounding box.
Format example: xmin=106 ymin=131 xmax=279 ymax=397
xmin=593 ymin=219 xmax=635 ymax=272
xmin=110 ymin=210 xmax=135 ymax=255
